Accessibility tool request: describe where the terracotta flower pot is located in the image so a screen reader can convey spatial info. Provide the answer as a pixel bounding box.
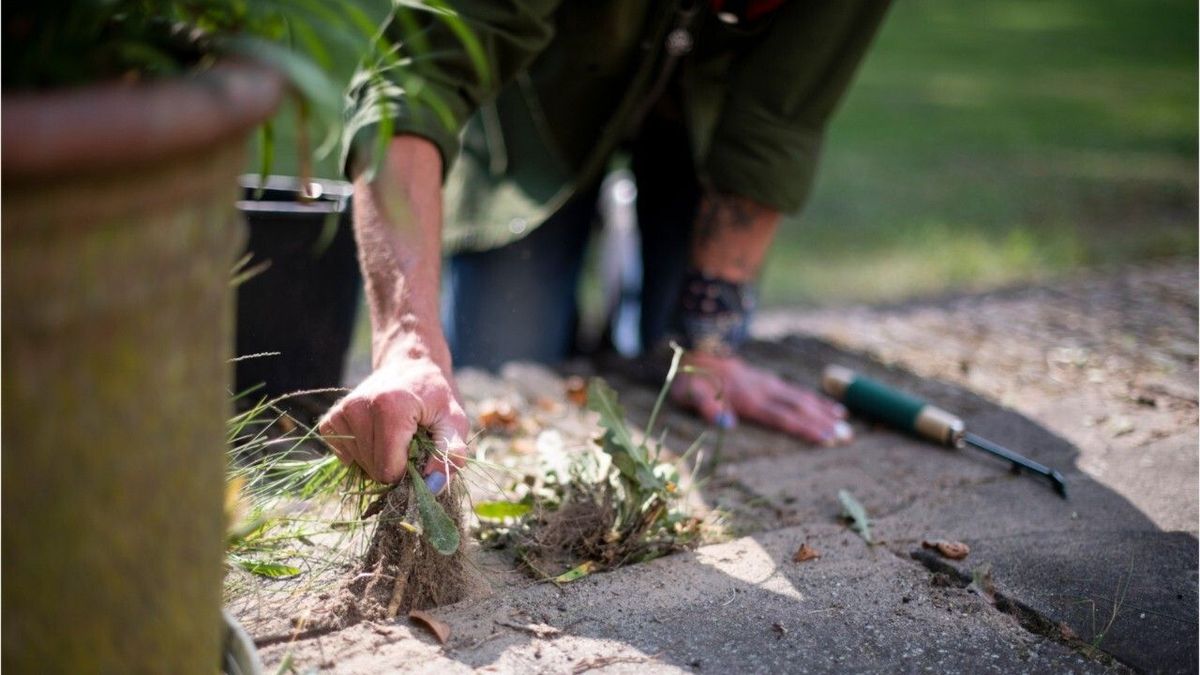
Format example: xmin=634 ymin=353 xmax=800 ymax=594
xmin=2 ymin=62 xmax=283 ymax=673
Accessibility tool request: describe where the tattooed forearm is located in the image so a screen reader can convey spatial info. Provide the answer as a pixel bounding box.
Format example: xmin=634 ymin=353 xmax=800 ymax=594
xmin=690 ymin=190 xmax=782 ymax=282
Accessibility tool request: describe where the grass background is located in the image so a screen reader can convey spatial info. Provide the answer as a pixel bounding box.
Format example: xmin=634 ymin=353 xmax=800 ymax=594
xmin=762 ymin=0 xmax=1197 ymax=305
xmin=266 ymin=0 xmax=1197 ymax=308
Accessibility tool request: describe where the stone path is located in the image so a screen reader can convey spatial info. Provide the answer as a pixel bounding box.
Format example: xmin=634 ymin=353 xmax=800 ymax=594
xmin=251 ymin=263 xmax=1197 ymax=673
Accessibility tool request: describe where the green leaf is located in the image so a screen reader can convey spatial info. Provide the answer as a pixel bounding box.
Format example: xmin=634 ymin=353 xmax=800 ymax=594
xmin=645 ymin=343 xmax=685 ymax=441
xmin=587 ymin=378 xmax=636 ymax=453
xmin=221 ymin=35 xmax=342 ymax=123
xmin=407 ymin=464 xmax=460 ymax=555
xmin=474 ymin=501 xmax=532 ymax=520
xmin=553 ymin=560 xmax=599 ymax=583
xmin=234 ymin=557 xmax=301 ymax=579
xmin=838 ymin=489 xmax=873 ymax=544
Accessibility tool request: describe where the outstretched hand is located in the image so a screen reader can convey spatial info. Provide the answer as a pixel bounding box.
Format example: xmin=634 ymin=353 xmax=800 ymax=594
xmin=671 ymin=350 xmax=853 ymax=446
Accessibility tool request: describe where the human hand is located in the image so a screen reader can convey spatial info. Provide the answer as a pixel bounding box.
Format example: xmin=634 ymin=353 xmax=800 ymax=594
xmin=671 ymin=350 xmax=853 ymax=446
xmin=318 ymin=345 xmax=469 ymax=492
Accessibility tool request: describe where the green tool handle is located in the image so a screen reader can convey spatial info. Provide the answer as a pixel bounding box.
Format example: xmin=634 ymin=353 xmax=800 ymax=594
xmin=821 ymin=365 xmax=964 ymax=447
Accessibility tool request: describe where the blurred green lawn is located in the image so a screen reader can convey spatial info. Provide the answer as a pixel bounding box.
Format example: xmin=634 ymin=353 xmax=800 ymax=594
xmin=266 ymin=0 xmax=1197 ymax=307
xmin=763 ymin=0 xmax=1197 ymax=305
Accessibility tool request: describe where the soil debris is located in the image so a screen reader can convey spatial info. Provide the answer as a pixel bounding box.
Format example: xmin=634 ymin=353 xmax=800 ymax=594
xmin=496 ymin=620 xmax=561 ymax=638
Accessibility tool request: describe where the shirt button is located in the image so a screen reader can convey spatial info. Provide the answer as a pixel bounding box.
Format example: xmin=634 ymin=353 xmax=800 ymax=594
xmin=508 ymin=217 xmax=528 ymax=234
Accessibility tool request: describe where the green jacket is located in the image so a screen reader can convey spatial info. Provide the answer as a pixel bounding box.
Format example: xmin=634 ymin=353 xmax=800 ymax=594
xmin=345 ymin=0 xmax=890 ymax=253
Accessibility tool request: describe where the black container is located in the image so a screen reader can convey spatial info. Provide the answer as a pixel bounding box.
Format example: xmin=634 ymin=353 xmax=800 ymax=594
xmin=235 ymin=176 xmax=359 ymax=425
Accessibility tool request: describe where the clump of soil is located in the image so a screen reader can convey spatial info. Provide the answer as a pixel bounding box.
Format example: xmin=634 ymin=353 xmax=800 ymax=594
xmin=332 ymin=481 xmax=478 ymax=625
xmin=524 ymin=487 xmax=617 ymax=562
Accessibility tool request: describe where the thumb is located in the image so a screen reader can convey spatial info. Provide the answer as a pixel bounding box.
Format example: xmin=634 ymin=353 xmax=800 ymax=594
xmin=420 ymin=405 xmax=470 ymax=496
xmin=677 ymin=374 xmax=737 ymax=431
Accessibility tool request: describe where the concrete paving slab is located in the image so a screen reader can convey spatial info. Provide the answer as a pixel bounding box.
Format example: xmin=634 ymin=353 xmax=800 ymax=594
xmin=910 ymin=530 xmax=1198 ymax=673
xmin=260 ymin=525 xmax=1111 ymax=674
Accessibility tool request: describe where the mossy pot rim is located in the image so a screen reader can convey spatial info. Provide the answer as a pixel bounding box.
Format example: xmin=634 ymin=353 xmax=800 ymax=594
xmin=2 ymin=59 xmax=285 ymax=180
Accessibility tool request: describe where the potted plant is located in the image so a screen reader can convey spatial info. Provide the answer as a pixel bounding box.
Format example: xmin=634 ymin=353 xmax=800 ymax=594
xmin=0 ymin=2 xmax=455 ymax=671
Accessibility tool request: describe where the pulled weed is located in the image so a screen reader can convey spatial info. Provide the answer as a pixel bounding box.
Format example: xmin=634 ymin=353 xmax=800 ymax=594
xmin=476 ymin=345 xmax=707 ymax=581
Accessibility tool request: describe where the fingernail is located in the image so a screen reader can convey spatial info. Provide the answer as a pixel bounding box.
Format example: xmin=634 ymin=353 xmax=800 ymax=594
xmin=716 ymin=410 xmax=737 ymax=430
xmin=424 ymin=471 xmax=447 ymax=495
xmin=834 ymin=421 xmax=853 ymax=444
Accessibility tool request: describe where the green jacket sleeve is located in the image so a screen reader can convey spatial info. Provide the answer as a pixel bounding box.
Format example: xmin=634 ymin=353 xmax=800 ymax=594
xmin=343 ymin=0 xmax=563 ymax=177
xmin=703 ymin=0 xmax=891 ymax=213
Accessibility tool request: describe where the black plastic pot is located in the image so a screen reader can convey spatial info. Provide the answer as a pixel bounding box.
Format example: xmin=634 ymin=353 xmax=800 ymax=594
xmin=235 ymin=176 xmax=360 ymax=425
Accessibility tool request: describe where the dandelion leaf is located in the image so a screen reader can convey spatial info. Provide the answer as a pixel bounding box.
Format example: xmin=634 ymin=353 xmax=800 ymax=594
xmin=589 ymin=378 xmax=662 ymax=492
xmin=587 ymin=378 xmax=636 ymax=451
xmin=474 ymin=501 xmax=532 ymax=520
xmin=407 ymin=464 xmax=460 ymax=556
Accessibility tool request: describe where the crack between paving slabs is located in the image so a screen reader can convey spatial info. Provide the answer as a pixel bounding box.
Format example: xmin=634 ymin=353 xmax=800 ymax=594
xmin=894 ymin=547 xmax=1132 ymax=670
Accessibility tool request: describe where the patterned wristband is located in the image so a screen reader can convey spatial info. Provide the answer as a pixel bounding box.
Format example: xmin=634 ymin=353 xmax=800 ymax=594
xmin=677 ymin=271 xmax=756 ymax=357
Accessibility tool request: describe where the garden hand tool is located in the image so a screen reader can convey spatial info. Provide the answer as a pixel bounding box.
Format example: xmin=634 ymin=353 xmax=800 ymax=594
xmin=821 ymin=365 xmax=1068 ymax=499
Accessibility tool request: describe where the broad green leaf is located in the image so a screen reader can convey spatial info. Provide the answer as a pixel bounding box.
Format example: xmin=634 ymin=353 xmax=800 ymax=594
xmin=587 ymin=378 xmax=636 ymax=453
xmin=838 ymin=489 xmax=873 ymax=544
xmin=554 ymin=560 xmax=599 ymax=583
xmin=474 ymin=501 xmax=532 ymax=520
xmin=407 ymin=464 xmax=460 ymax=556
xmin=234 ymin=557 xmax=301 ymax=579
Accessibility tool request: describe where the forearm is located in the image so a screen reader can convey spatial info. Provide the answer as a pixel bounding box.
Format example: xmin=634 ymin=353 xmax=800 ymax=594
xmin=351 ymin=136 xmax=449 ymax=371
xmin=679 ymin=190 xmax=780 ymax=355
xmin=690 ymin=190 xmax=781 ymax=283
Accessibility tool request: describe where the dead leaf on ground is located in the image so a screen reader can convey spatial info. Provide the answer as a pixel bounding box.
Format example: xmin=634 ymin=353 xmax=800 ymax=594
xmin=479 ymin=400 xmax=520 ymax=432
xmin=535 ymin=396 xmax=562 ymax=413
xmin=409 ymin=610 xmax=451 ymax=644
xmin=792 ymin=543 xmax=821 ymax=563
xmin=922 ymin=539 xmax=970 ymax=560
xmin=510 ymin=437 xmax=537 ymax=455
xmin=565 ymin=376 xmax=588 ymax=406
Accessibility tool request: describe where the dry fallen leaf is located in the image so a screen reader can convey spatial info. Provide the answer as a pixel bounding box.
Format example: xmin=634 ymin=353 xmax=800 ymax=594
xmin=922 ymin=539 xmax=970 ymax=560
xmin=565 ymin=376 xmax=588 ymax=406
xmin=510 ymin=438 xmax=537 ymax=455
xmin=478 ymin=400 xmax=519 ymax=432
xmin=792 ymin=543 xmax=821 ymax=563
xmin=409 ymin=610 xmax=451 ymax=645
xmin=535 ymin=396 xmax=562 ymax=413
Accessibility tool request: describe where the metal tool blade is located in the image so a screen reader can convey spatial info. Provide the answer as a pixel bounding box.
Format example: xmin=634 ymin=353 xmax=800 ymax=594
xmin=963 ymin=432 xmax=1068 ymax=499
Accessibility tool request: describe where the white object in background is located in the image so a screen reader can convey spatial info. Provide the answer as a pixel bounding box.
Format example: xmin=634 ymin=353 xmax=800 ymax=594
xmin=598 ymin=169 xmax=642 ymax=356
